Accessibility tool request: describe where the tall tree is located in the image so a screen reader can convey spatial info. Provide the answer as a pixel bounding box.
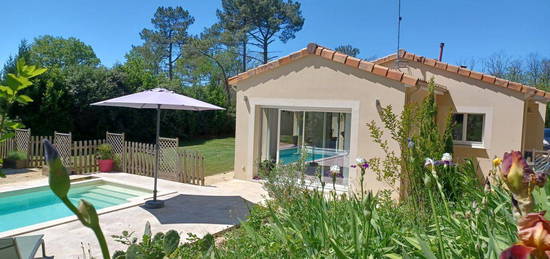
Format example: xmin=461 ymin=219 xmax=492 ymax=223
xmin=140 ymin=7 xmax=194 ymax=80
xmin=484 ymin=52 xmax=510 ymax=79
xmin=184 ymin=24 xmax=241 ymax=102
xmin=218 ymin=0 xmax=304 ymax=65
xmin=29 ymin=35 xmax=100 ymax=68
xmin=335 ymin=44 xmax=360 ymax=57
xmin=1 ymin=40 xmax=31 ymax=79
xmin=217 ymin=0 xmax=251 ymax=72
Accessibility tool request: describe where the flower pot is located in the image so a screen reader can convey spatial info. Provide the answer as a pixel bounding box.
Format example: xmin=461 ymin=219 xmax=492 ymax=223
xmin=3 ymin=159 xmax=27 ymax=169
xmin=98 ymin=159 xmax=114 ymax=172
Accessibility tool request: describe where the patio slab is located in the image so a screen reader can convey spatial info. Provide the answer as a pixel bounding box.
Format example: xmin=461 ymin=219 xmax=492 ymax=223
xmin=6 ymin=172 xmax=266 ymax=258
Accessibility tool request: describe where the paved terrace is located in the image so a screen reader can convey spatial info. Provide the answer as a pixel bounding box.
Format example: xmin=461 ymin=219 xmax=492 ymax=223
xmin=2 ymin=173 xmax=266 ymax=258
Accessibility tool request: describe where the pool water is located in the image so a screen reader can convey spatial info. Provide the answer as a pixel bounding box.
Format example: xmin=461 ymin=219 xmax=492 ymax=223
xmin=278 ymin=147 xmax=341 ymax=164
xmin=0 ymin=181 xmax=150 ymax=233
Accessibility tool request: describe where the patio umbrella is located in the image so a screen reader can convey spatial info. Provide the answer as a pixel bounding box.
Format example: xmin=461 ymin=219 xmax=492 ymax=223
xmin=91 ymin=88 xmax=224 ymax=208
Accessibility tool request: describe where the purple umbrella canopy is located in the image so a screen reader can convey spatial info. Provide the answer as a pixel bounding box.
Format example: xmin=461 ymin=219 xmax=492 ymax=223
xmin=91 ymin=88 xmax=224 ymax=208
xmin=91 ymin=88 xmax=224 ymax=111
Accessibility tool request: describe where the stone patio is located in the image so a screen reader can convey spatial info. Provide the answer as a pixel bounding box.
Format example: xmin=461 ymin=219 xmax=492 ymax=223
xmin=3 ymin=172 xmax=266 ymax=258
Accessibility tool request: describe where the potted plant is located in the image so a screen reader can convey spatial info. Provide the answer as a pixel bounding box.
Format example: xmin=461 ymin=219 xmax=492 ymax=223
xmin=97 ymin=144 xmax=114 ymax=172
xmin=4 ymin=151 xmax=28 ymax=169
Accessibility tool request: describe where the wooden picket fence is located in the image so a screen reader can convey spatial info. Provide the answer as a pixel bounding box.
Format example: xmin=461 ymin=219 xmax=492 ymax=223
xmin=124 ymin=141 xmax=155 ymax=177
xmin=72 ymin=139 xmax=106 ymax=174
xmin=29 ymin=136 xmax=53 ymax=168
xmin=178 ymin=149 xmax=205 ymax=185
xmin=123 ymin=141 xmax=205 ymax=185
xmin=0 ymin=138 xmax=16 ymax=161
xmin=0 ymin=129 xmax=205 ymax=185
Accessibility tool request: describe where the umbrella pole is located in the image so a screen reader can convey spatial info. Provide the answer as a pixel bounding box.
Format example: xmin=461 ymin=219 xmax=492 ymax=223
xmin=146 ymin=104 xmax=164 ymax=209
xmin=154 ymin=105 xmax=160 ymax=201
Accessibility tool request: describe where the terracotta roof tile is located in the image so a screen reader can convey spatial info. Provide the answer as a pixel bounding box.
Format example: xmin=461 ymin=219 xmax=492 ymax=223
xmin=333 ymin=52 xmax=347 ymax=64
xmin=314 ymin=46 xmax=324 ymax=56
xmin=522 ymin=85 xmax=537 ymax=95
xmin=345 ymin=56 xmax=361 ymax=68
xmin=358 ymin=60 xmax=374 ymax=72
xmin=494 ymin=78 xmax=509 ymax=88
xmin=469 ymin=71 xmax=483 ymax=80
xmin=229 ymin=43 xmax=548 ymax=100
xmin=229 ymin=44 xmax=444 ymax=90
xmin=320 ymin=49 xmax=335 ymax=60
xmin=435 ymin=61 xmax=447 ymax=70
xmin=404 ymin=52 xmax=415 ymax=60
xmin=372 ymin=65 xmax=389 ymax=77
xmin=482 ymin=74 xmax=496 ymax=84
xmin=278 ymin=56 xmax=292 ymax=66
xmin=508 ymin=82 xmax=523 ymax=91
xmin=401 ymin=74 xmax=418 ymax=86
xmin=371 ymin=49 xmax=550 ymax=100
xmin=458 ymin=67 xmax=471 ymax=77
xmin=414 ymin=56 xmax=425 ymax=63
xmin=446 ymin=64 xmax=459 ymax=73
xmin=423 ymin=58 xmax=437 ymax=67
xmin=387 ymin=69 xmax=404 ymax=81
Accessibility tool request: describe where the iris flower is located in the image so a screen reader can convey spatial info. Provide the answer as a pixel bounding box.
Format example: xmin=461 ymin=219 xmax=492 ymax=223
xmin=501 ymin=151 xmax=546 ymax=198
xmin=329 ymin=165 xmax=340 ymax=176
xmin=501 ymin=212 xmax=550 ymax=259
xmin=500 ymin=151 xmax=547 ymax=217
xmin=351 ymin=158 xmax=369 ymax=169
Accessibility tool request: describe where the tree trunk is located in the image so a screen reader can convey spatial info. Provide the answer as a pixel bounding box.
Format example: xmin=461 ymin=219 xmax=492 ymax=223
xmin=168 ymin=43 xmax=173 ymax=80
xmin=262 ymin=39 xmax=268 ymax=64
xmin=242 ymin=40 xmax=247 ymax=72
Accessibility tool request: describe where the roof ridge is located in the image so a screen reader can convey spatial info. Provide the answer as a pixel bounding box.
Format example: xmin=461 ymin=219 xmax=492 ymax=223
xmin=228 ymin=43 xmax=420 ymax=87
xmin=372 ymin=50 xmax=549 ymax=100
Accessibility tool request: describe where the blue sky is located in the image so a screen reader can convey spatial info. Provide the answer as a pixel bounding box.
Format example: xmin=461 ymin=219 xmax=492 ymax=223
xmin=3 ymin=0 xmax=549 ymax=70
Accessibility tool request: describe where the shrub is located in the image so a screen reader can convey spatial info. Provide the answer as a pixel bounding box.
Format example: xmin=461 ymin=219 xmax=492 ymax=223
xmin=367 ymin=78 xmax=457 ymax=209
xmin=112 ymin=222 xmax=181 ymax=258
xmin=257 ymin=159 xmax=276 ymax=177
xmin=6 ymin=151 xmax=28 ymax=161
xmin=97 ymin=143 xmax=114 ymax=160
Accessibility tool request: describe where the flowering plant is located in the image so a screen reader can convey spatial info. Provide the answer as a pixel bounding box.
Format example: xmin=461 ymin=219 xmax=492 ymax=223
xmin=501 ymin=212 xmax=550 ymax=259
xmin=329 ymin=165 xmax=340 ymax=191
xmin=351 ymin=158 xmax=369 ymax=197
xmin=500 ymin=151 xmax=547 ymax=217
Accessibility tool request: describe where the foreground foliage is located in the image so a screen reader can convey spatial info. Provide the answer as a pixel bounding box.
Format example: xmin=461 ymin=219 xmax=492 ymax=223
xmin=203 ymin=163 xmax=517 ymax=258
xmin=112 ymin=161 xmax=523 ymax=258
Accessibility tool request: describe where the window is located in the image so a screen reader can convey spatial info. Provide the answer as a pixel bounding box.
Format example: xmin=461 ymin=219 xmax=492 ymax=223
xmin=260 ymin=108 xmax=351 ymax=185
xmin=452 ymin=113 xmax=485 ymax=144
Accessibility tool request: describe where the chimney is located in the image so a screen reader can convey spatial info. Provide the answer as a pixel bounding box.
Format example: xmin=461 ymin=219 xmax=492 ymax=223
xmin=439 ymin=43 xmax=445 ymax=61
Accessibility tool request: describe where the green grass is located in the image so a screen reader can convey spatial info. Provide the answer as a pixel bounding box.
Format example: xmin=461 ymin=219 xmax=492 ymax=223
xmin=181 ymin=137 xmax=234 ymax=176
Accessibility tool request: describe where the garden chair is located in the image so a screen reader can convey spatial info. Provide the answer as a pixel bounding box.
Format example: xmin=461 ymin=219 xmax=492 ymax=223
xmin=0 ymin=234 xmax=47 ymax=259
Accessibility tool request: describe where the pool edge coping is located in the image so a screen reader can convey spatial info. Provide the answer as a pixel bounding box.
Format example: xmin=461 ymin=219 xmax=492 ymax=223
xmin=0 ymin=177 xmax=176 ymax=238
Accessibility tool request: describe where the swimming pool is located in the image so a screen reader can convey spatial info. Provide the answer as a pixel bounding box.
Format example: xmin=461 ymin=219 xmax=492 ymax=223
xmin=278 ymin=147 xmax=344 ymax=164
xmin=0 ymin=180 xmax=151 ymax=233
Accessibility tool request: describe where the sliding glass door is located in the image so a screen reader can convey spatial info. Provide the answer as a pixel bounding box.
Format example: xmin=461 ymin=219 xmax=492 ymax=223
xmin=260 ymin=108 xmax=351 ymax=185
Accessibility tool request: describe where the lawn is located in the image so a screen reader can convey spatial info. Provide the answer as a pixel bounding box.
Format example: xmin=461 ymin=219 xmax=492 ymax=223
xmin=181 ymin=137 xmax=235 ymax=176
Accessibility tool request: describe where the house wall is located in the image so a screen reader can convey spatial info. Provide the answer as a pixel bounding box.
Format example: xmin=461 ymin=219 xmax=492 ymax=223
xmin=380 ymin=60 xmax=539 ymax=175
xmin=234 ymin=55 xmax=408 ymax=193
xmin=523 ymin=100 xmax=546 ymax=151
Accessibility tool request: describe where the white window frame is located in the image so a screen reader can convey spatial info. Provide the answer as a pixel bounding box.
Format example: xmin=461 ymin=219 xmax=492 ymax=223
xmin=247 ymin=97 xmax=360 ymax=190
xmin=452 ymin=106 xmax=493 ymax=149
